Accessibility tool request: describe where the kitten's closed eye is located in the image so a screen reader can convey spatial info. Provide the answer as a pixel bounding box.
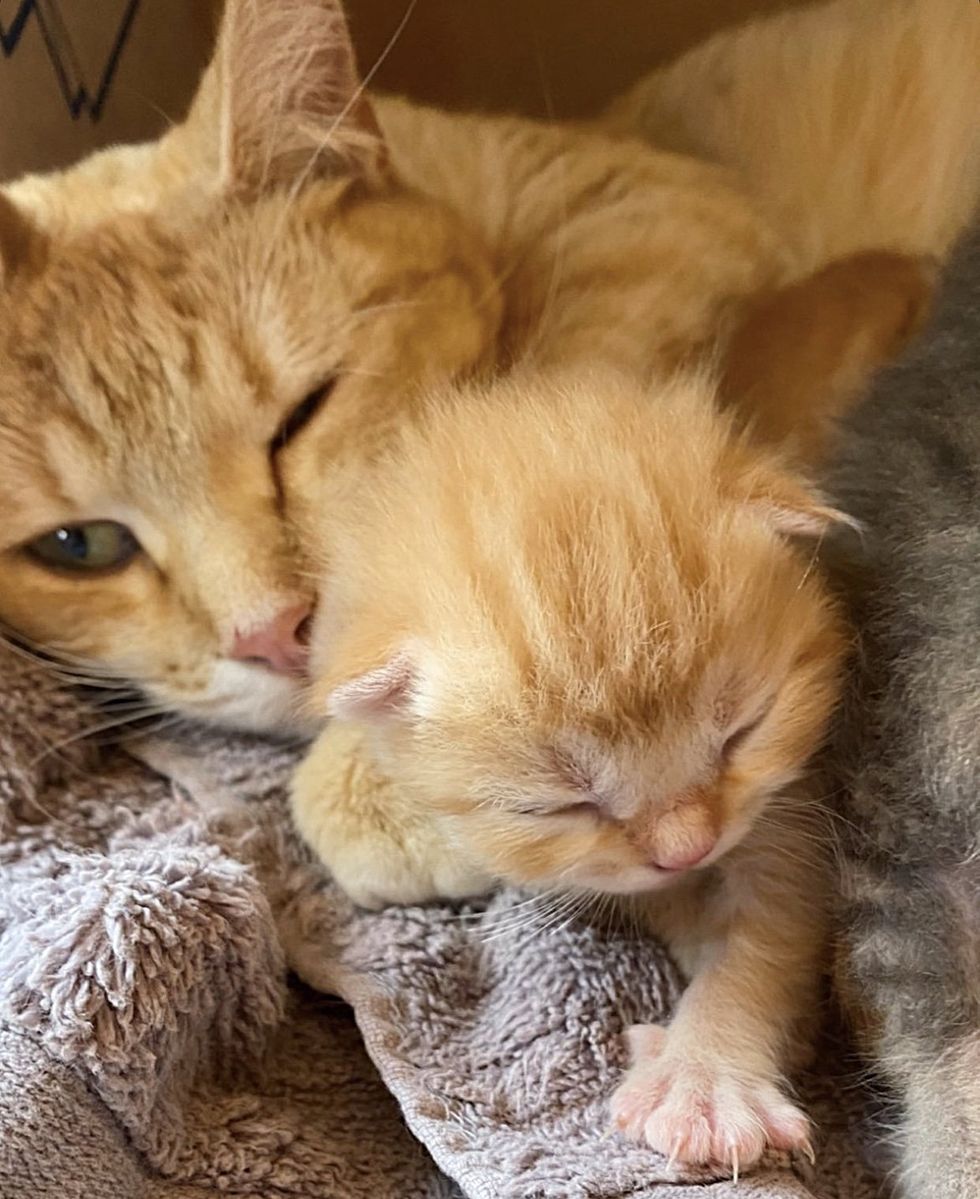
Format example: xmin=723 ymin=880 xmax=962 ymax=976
xmin=721 ymin=710 xmax=769 ymax=760
xmin=25 ymin=521 xmax=140 ymax=574
xmin=272 ymin=378 xmax=338 ymax=452
xmin=517 ymin=799 xmax=603 ymax=820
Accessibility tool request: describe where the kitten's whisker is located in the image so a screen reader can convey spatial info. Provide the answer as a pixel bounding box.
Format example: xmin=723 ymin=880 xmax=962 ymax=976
xmin=479 ymin=890 xmax=568 ymax=941
xmin=549 ymin=892 xmax=594 ymax=936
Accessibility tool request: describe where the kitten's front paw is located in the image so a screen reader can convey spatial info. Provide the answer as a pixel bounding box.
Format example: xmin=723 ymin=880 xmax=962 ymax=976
xmin=609 ymin=1024 xmax=811 ymax=1175
xmin=329 ymin=836 xmax=490 ymax=911
xmin=291 ymin=723 xmax=493 ymax=910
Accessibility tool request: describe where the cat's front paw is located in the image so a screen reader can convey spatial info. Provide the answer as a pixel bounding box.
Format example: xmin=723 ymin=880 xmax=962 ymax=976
xmin=609 ymin=1024 xmax=811 ymax=1175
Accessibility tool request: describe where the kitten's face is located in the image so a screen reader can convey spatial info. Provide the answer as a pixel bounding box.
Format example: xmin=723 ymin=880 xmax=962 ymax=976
xmin=385 ymin=589 xmax=843 ymax=897
xmin=399 ymin=613 xmax=843 ymax=896
xmin=0 ymin=186 xmax=498 ymax=732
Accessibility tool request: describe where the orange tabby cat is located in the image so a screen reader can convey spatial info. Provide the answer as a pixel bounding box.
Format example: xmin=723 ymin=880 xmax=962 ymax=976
xmin=291 ymin=366 xmax=847 ymax=1170
xmin=0 ymin=0 xmax=974 ymax=735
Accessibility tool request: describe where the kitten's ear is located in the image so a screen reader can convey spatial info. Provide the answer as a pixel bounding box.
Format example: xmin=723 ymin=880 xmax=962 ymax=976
xmin=326 ymin=651 xmax=419 ymax=723
xmin=0 ymin=194 xmax=44 ymax=284
xmin=720 ymin=251 xmax=936 ymax=464
xmin=743 ymin=470 xmax=852 ymax=540
xmin=218 ymin=0 xmax=387 ymax=199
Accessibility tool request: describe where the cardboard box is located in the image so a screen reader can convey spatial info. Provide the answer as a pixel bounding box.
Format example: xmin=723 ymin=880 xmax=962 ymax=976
xmin=347 ymin=0 xmax=800 ymax=119
xmin=0 ymin=0 xmax=219 ymax=180
xmin=1 ymin=1 xmax=803 ymax=182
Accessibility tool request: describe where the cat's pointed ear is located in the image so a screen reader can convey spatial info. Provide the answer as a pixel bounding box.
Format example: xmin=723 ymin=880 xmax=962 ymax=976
xmin=720 ymin=251 xmax=936 ymax=464
xmin=326 ymin=651 xmax=419 ymax=723
xmin=218 ymin=0 xmax=387 ymax=199
xmin=0 ymin=194 xmax=44 ymax=284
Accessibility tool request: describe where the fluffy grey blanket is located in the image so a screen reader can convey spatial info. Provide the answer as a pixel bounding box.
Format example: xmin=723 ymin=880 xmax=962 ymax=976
xmin=11 ymin=223 xmax=980 ymax=1199
xmin=0 ymin=651 xmax=879 ymax=1199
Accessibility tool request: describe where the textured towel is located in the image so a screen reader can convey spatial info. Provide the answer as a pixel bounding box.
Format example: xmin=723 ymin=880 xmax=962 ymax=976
xmin=8 ymin=228 xmax=980 ymax=1199
xmin=0 ymin=649 xmax=880 ymax=1199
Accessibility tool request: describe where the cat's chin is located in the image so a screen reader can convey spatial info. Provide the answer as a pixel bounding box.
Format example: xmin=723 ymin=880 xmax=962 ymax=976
xmin=157 ymin=659 xmax=320 ymax=739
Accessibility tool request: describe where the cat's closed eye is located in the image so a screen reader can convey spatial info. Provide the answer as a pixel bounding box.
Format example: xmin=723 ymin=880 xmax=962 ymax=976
xmin=272 ymin=378 xmax=338 ymax=453
xmin=25 ymin=521 xmax=140 ymax=574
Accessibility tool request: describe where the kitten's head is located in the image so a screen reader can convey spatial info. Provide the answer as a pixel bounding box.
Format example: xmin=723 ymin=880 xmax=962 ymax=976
xmin=310 ymin=371 xmax=848 ymax=894
xmin=0 ymin=0 xmax=500 ymax=733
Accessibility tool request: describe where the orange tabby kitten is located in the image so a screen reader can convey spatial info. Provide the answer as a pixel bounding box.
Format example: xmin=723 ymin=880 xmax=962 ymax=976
xmin=0 ymin=0 xmax=974 ymax=735
xmin=291 ymin=366 xmax=848 ymax=1170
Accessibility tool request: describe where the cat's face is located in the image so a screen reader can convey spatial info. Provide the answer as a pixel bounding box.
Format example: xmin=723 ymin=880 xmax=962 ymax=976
xmin=314 ymin=374 xmax=848 ymax=895
xmin=0 ymin=183 xmax=498 ymax=732
xmin=0 ymin=0 xmax=500 ymax=733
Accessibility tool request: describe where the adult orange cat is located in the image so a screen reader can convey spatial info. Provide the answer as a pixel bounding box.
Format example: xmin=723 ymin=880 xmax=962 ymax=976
xmin=0 ymin=0 xmax=974 ymax=733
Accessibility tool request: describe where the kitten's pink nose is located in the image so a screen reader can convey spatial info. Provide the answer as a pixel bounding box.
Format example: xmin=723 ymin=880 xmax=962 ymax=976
xmin=649 ymin=837 xmax=716 ymax=873
xmin=230 ymin=604 xmax=311 ymax=676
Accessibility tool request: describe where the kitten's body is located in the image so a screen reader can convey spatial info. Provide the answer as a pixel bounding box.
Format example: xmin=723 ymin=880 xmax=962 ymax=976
xmin=826 ymin=230 xmax=980 ymax=1198
xmin=292 ymin=367 xmax=845 ymax=1170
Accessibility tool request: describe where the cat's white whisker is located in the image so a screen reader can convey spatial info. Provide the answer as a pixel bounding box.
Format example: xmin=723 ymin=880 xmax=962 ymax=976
xmin=291 ymin=0 xmax=419 ymax=208
xmin=27 ymin=707 xmax=178 ymax=768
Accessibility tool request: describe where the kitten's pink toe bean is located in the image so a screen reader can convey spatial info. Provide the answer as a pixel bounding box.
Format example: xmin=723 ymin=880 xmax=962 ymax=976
xmin=610 ymin=1077 xmax=668 ymax=1139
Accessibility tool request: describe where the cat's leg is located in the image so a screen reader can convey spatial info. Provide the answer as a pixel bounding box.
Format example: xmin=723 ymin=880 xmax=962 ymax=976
xmin=610 ymin=811 xmax=825 ymax=1173
xmin=720 ymin=250 xmax=936 ymax=463
xmin=291 ymin=721 xmax=492 ymax=909
xmin=835 ymin=862 xmax=980 ymax=1199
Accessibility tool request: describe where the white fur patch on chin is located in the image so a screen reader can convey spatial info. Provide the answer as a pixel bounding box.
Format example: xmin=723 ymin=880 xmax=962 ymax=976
xmin=165 ymin=659 xmax=316 ymax=736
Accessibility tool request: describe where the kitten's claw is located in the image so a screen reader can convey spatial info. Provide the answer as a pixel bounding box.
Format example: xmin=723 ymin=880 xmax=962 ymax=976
xmin=609 ymin=1023 xmax=811 ymax=1175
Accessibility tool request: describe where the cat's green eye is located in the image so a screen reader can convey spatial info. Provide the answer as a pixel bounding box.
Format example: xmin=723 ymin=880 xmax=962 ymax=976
xmin=26 ymin=521 xmax=140 ymax=573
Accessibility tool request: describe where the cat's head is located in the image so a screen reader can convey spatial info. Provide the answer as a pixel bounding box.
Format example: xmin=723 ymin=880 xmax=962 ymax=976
xmin=0 ymin=0 xmax=500 ymax=733
xmin=310 ymin=370 xmax=848 ymax=894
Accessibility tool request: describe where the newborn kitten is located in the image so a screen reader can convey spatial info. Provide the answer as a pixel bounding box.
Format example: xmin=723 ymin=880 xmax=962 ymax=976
xmin=0 ymin=0 xmax=974 ymax=734
xmin=292 ymin=367 xmax=848 ymax=1171
xmin=827 ymin=228 xmax=980 ymax=1199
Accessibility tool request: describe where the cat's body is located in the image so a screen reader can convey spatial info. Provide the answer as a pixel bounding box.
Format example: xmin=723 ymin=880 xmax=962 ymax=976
xmin=826 ymin=229 xmax=980 ymax=1199
xmin=293 ymin=367 xmax=845 ymax=1170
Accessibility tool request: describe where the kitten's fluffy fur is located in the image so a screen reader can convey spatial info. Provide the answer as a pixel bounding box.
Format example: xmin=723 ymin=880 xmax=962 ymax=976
xmin=293 ymin=367 xmax=845 ymax=1168
xmin=0 ymin=0 xmax=974 ymax=732
xmin=826 ymin=230 xmax=980 ymax=1199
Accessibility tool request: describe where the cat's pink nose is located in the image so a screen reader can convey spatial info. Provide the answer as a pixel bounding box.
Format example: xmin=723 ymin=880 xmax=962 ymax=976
xmin=230 ymin=604 xmax=311 ymax=676
xmin=649 ymin=837 xmax=716 ymax=873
